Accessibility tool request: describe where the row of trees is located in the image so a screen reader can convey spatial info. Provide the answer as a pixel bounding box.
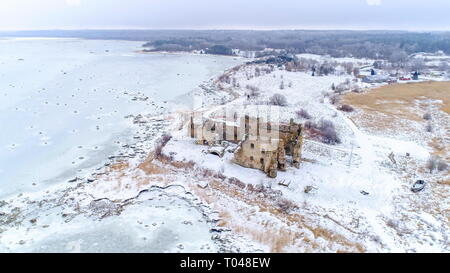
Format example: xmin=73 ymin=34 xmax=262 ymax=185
xmin=141 ymin=30 xmax=450 ymax=60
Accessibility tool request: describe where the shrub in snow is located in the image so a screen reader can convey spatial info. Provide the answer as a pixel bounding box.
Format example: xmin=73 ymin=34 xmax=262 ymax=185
xmin=252 ymin=183 xmax=268 ymax=193
xmin=317 ymin=63 xmax=335 ymax=76
xmin=351 ymin=84 xmax=362 ymax=93
xmin=218 ymin=74 xmax=231 ymax=84
xmin=276 ymin=198 xmax=298 ymax=214
xmin=335 ymin=83 xmax=348 ymax=94
xmin=227 ymin=177 xmax=246 ymax=189
xmin=246 ymin=85 xmax=260 ymax=98
xmin=269 ymin=93 xmax=288 ymax=106
xmin=254 ymin=67 xmax=261 ymax=77
xmin=232 ymin=77 xmax=238 ymax=87
xmin=296 ymin=109 xmax=312 ymax=120
xmin=319 ymin=119 xmax=341 ymax=145
xmin=437 ymin=160 xmax=448 ymax=172
xmin=371 ymin=235 xmax=382 ymax=244
xmin=338 ymin=104 xmax=354 ymax=112
xmin=199 ymin=167 xmax=226 ymax=179
xmin=426 ymin=156 xmax=438 ymax=173
xmin=154 ymin=133 xmax=172 ymax=158
xmin=423 ymin=112 xmax=432 ymax=120
xmin=319 ymin=119 xmax=334 ymax=129
xmin=425 ymin=123 xmax=433 ymax=133
xmin=304 ymin=120 xmax=315 ymax=130
xmin=329 ymin=93 xmax=341 ymax=105
xmin=88 ymin=199 xmax=120 ymax=218
xmin=305 ymin=119 xmax=341 ymax=145
xmin=246 ymin=84 xmax=259 ymax=92
xmin=426 ymin=156 xmax=447 ymax=173
xmin=386 ymin=219 xmax=399 ymax=229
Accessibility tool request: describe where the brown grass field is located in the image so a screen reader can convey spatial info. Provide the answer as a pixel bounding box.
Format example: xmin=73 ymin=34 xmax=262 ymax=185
xmin=343 ymin=81 xmax=450 ymax=161
xmin=343 ymin=81 xmax=450 ymax=115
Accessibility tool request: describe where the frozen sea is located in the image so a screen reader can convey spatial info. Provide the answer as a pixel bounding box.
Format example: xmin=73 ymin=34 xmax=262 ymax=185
xmin=0 ymin=38 xmax=242 ymax=199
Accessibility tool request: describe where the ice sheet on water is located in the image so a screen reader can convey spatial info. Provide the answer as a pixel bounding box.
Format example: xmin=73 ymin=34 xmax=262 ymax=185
xmin=1 ymin=194 xmax=216 ymax=253
xmin=0 ymin=38 xmax=243 ymax=198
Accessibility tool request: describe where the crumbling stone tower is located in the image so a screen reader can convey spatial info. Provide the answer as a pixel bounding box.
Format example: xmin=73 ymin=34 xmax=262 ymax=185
xmin=189 ymin=112 xmax=303 ymax=178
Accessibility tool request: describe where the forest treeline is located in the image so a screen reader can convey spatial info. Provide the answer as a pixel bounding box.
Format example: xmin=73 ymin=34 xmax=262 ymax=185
xmin=2 ymin=29 xmax=450 ymax=60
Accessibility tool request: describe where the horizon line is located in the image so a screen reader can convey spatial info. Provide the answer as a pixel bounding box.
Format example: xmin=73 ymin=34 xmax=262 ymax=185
xmin=0 ymin=27 xmax=449 ymax=33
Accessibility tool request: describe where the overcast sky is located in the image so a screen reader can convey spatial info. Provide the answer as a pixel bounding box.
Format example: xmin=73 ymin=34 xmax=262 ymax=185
xmin=0 ymin=0 xmax=449 ymax=31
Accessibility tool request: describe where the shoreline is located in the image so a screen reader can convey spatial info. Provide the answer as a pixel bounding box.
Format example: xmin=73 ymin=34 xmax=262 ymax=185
xmin=0 ymin=38 xmax=244 ymax=201
xmin=0 ymin=43 xmax=249 ymax=252
xmin=136 ymin=49 xmax=247 ymax=60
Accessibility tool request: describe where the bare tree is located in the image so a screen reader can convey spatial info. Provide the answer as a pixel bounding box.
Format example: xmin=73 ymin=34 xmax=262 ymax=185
xmin=319 ymin=119 xmax=340 ymax=144
xmin=343 ymin=62 xmax=354 ymax=75
xmin=269 ymin=93 xmax=288 ymax=106
xmin=388 ymin=50 xmax=409 ymax=68
xmin=410 ymin=58 xmax=425 ymax=72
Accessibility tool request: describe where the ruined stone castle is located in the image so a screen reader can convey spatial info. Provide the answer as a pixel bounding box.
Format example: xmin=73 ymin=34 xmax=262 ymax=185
xmin=189 ymin=113 xmax=303 ymax=178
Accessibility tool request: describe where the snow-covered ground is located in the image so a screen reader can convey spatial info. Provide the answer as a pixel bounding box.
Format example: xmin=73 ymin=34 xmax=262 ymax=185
xmin=296 ymin=53 xmax=375 ymax=65
xmin=0 ymin=46 xmax=447 ymax=253
xmin=157 ymin=60 xmax=448 ymax=252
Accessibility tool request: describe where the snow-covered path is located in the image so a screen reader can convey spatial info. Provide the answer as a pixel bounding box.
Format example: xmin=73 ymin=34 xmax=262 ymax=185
xmin=326 ymin=103 xmax=403 ymax=250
